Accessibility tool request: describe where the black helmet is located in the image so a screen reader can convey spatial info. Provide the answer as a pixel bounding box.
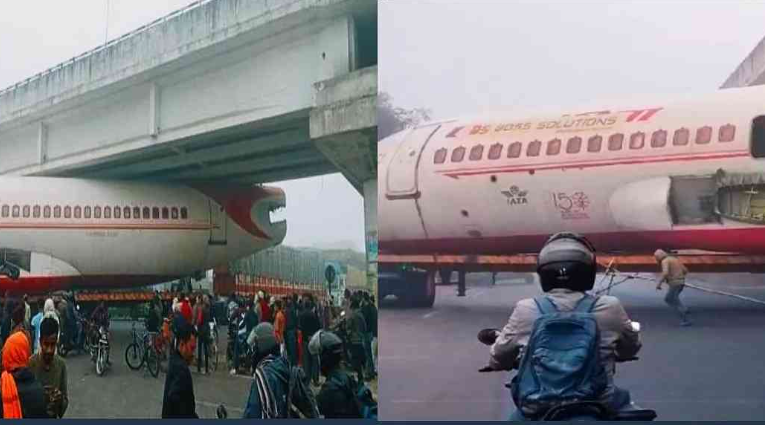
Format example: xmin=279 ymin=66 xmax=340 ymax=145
xmin=537 ymin=232 xmax=597 ymax=292
xmin=309 ymin=330 xmax=344 ymax=369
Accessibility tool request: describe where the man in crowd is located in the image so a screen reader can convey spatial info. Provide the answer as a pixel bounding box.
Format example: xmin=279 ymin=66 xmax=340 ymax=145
xmin=162 ymin=320 xmax=198 ymax=418
xmin=28 ymin=317 xmax=68 ymax=418
xmin=309 ymin=330 xmax=364 ymax=418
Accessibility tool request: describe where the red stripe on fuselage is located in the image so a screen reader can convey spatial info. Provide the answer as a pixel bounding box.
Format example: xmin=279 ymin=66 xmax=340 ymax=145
xmin=0 ymin=274 xmax=179 ymax=295
xmin=0 ymin=223 xmax=212 ymax=230
xmin=380 ymin=227 xmax=765 ymax=256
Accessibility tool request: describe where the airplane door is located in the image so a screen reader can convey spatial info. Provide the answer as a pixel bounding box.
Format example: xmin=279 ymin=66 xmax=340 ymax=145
xmin=209 ymin=201 xmax=227 ymax=245
xmin=386 ymin=124 xmax=441 ymax=199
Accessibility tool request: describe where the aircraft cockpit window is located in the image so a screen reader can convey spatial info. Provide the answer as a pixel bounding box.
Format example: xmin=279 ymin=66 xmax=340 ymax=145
xmin=695 ymin=126 xmax=712 ymax=145
xmin=566 ymin=137 xmax=582 ymax=154
xmin=12 ymin=205 xmax=19 ymax=218
xmin=629 ymin=132 xmax=645 ymax=150
xmin=507 ymin=142 xmax=522 ymax=158
xmin=171 ymin=207 xmax=179 ymax=219
xmin=527 ymin=140 xmax=541 ymax=157
xmin=74 ymin=206 xmax=81 ymax=219
xmin=162 ymin=207 xmax=169 ymax=219
xmin=22 ymin=206 xmax=29 ymax=218
xmin=33 ymin=205 xmax=40 ymax=219
xmin=94 ymin=206 xmax=102 ymax=219
xmin=181 ymin=207 xmax=188 ymax=220
xmin=451 ymin=147 xmax=465 ymax=162
xmin=43 ymin=206 xmax=51 ymax=219
xmin=719 ymin=124 xmax=736 ymax=142
xmin=54 ymin=206 xmax=61 ymax=219
xmin=752 ymin=116 xmax=765 ymax=157
xmin=433 ymin=148 xmax=447 ymax=164
xmin=673 ymin=128 xmax=690 ymax=146
xmin=143 ymin=207 xmax=151 ymax=219
xmin=64 ymin=206 xmax=71 ymax=219
xmin=608 ymin=133 xmax=624 ymax=151
xmin=546 ymin=138 xmax=561 ymax=156
xmin=1 ymin=205 xmax=8 ymax=218
xmin=488 ymin=143 xmax=503 ymax=160
xmin=104 ymin=207 xmax=111 ymax=219
xmin=587 ymin=135 xmax=602 ymax=152
xmin=651 ymin=130 xmax=667 ymax=148
xmin=84 ymin=206 xmax=91 ymax=219
xmin=469 ymin=145 xmax=484 ymax=161
xmin=114 ymin=206 xmax=121 ymax=219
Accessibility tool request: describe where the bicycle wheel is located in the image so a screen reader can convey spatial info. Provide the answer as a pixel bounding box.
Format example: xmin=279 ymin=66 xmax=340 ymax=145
xmin=96 ymin=349 xmax=105 ymax=376
xmin=125 ymin=342 xmax=144 ymax=370
xmin=146 ymin=346 xmax=160 ymax=378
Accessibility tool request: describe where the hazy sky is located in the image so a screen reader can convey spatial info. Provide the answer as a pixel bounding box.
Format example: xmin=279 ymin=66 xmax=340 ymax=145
xmin=380 ymin=0 xmax=765 ymax=120
xmin=0 ymin=0 xmax=366 ymax=252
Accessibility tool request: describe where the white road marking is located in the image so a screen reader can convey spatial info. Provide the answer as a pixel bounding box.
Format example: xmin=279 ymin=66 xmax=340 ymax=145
xmin=422 ymin=311 xmax=438 ymax=319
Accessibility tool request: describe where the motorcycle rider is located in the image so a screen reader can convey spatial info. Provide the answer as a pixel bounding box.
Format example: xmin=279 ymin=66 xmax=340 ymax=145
xmin=90 ymin=302 xmax=110 ymax=365
xmin=488 ymin=232 xmax=642 ymax=420
xmin=309 ymin=330 xmax=363 ymax=418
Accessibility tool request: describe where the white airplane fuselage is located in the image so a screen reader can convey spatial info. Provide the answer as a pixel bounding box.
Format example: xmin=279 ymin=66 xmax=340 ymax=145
xmin=0 ymin=177 xmax=286 ymax=293
xmin=379 ymin=85 xmax=765 ymax=257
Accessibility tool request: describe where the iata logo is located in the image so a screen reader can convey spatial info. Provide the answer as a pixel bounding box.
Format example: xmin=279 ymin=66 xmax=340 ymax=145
xmin=501 ymin=186 xmax=528 ymax=206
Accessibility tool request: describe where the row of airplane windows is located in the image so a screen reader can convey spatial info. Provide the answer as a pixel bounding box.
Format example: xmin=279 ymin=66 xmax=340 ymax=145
xmin=434 ymin=124 xmax=736 ymax=164
xmin=0 ymin=205 xmax=189 ymax=220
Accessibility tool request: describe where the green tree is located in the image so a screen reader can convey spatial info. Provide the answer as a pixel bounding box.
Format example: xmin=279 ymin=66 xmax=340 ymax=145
xmin=378 ymin=92 xmax=431 ymax=141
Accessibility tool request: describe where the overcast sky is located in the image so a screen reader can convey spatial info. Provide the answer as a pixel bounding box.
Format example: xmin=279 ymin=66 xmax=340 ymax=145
xmin=0 ymin=0 xmax=366 ymax=252
xmin=380 ymin=0 xmax=765 ymax=120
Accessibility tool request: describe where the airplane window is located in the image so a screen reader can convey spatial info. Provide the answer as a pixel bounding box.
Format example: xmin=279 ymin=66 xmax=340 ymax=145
xmin=433 ymin=148 xmax=447 ymax=164
xmin=33 ymin=205 xmax=40 ymax=219
xmin=152 ymin=207 xmax=160 ymax=219
xmin=673 ymin=128 xmax=689 ymax=146
xmin=181 ymin=207 xmax=188 ymax=220
xmin=54 ymin=206 xmax=61 ymax=219
xmin=84 ymin=206 xmax=91 ymax=219
xmin=695 ymin=126 xmax=712 ymax=144
xmin=124 ymin=207 xmax=131 ymax=219
xmin=143 ymin=207 xmax=150 ymax=219
xmin=507 ymin=142 xmax=522 ymax=158
xmin=451 ymin=147 xmax=465 ymax=162
xmin=162 ymin=207 xmax=169 ymax=219
xmin=527 ymin=140 xmax=541 ymax=157
xmin=64 ymin=206 xmax=71 ymax=219
xmin=74 ymin=206 xmax=81 ymax=219
xmin=469 ymin=145 xmax=484 ymax=161
xmin=566 ymin=137 xmax=582 ymax=154
xmin=752 ymin=116 xmax=765 ymax=157
xmin=133 ymin=207 xmax=140 ymax=219
xmin=44 ymin=206 xmax=51 ymax=219
xmin=651 ymin=130 xmax=667 ymax=148
xmin=719 ymin=124 xmax=736 ymax=142
xmin=114 ymin=206 xmax=121 ymax=219
xmin=104 ymin=206 xmax=111 ymax=219
xmin=1 ymin=205 xmax=8 ymax=218
xmin=171 ymin=207 xmax=179 ymax=219
xmin=588 ymin=135 xmax=602 ymax=152
xmin=608 ymin=134 xmax=624 ymax=151
xmin=546 ymin=138 xmax=561 ymax=156
xmin=629 ymin=132 xmax=645 ymax=150
xmin=94 ymin=206 xmax=102 ymax=219
xmin=12 ymin=205 xmax=19 ymax=218
xmin=22 ymin=206 xmax=29 ymax=218
xmin=488 ymin=143 xmax=503 ymax=160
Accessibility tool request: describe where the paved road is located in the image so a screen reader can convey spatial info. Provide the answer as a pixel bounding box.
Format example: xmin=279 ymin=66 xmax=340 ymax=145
xmin=379 ymin=272 xmax=765 ymax=421
xmin=63 ymin=320 xmax=250 ymax=419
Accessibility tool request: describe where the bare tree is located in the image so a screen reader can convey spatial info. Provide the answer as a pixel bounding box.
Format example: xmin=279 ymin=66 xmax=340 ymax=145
xmin=378 ymin=92 xmax=432 ymax=141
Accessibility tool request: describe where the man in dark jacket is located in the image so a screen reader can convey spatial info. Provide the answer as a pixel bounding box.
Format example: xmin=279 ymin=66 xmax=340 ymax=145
xmin=309 ymin=330 xmax=364 ymax=418
xmin=284 ymin=296 xmax=299 ymax=367
xmin=162 ymin=320 xmax=198 ymax=418
xmin=298 ymin=299 xmax=321 ymax=385
xmin=243 ymin=323 xmax=319 ymax=419
xmin=346 ymin=299 xmax=367 ymax=382
xmin=360 ymin=293 xmax=377 ymax=379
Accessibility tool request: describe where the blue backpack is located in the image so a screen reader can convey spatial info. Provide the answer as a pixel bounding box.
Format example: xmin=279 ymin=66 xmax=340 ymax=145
xmin=510 ymin=295 xmax=608 ymax=419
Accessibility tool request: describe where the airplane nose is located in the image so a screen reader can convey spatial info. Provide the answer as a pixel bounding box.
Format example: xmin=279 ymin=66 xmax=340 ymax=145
xmin=193 ymin=184 xmax=285 ymax=241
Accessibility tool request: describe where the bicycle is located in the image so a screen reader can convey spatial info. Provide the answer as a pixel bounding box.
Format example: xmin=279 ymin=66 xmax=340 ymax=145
xmin=207 ymin=318 xmax=219 ymax=372
xmin=125 ymin=320 xmax=160 ymax=378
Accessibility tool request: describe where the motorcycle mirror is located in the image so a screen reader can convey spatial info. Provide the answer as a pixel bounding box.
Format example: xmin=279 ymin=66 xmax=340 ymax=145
xmin=631 ymin=321 xmax=641 ymax=332
xmin=340 ymin=311 xmax=346 ymax=317
xmin=477 ymin=328 xmax=500 ymax=346
xmin=216 ymin=404 xmax=228 ymax=419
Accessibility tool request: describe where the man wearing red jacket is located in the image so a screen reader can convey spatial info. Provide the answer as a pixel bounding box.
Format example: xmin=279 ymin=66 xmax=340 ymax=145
xmin=179 ymin=296 xmax=193 ymax=325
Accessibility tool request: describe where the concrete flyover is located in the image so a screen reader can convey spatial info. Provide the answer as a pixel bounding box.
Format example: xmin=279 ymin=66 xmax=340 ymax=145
xmin=0 ymin=0 xmax=378 ymax=289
